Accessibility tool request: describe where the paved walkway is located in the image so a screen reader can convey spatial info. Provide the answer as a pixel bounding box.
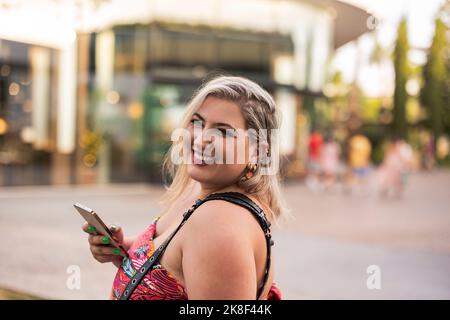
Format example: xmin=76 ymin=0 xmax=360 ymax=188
xmin=1 ymin=170 xmax=449 ymax=299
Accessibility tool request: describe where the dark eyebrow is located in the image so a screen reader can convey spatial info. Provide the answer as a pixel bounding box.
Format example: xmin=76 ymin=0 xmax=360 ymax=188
xmin=192 ymin=112 xmax=205 ymax=121
xmin=192 ymin=112 xmax=236 ymax=130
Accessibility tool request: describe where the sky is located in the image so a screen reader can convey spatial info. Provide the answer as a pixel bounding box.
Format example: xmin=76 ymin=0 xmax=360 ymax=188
xmin=332 ymin=0 xmax=447 ymax=97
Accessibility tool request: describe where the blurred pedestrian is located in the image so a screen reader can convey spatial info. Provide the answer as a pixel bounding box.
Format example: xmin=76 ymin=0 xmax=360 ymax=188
xmin=376 ymin=137 xmax=412 ymax=198
xmin=397 ymin=138 xmax=413 ymax=189
xmin=305 ymin=130 xmax=323 ymax=192
xmin=320 ymin=133 xmax=341 ymax=190
xmin=347 ymin=134 xmax=372 ymax=189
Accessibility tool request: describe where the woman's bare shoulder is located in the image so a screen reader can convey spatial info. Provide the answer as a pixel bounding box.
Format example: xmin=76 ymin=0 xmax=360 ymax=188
xmin=181 ymin=200 xmax=259 ymax=298
xmin=186 ymin=198 xmax=263 ymax=236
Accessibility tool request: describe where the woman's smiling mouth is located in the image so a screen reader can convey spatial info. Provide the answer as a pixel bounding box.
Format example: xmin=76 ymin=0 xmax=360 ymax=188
xmin=191 ymin=148 xmax=215 ymax=166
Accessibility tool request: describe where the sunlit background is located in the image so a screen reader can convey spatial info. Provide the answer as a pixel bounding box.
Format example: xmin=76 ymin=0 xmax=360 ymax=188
xmin=0 ymin=0 xmax=449 ymax=300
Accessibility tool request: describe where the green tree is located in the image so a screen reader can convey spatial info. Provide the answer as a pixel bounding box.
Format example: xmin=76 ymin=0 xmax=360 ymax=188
xmin=393 ymin=18 xmax=410 ymax=138
xmin=420 ymin=17 xmax=449 ymax=140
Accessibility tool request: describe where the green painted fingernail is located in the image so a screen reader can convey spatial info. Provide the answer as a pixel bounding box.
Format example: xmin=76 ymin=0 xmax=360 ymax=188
xmin=88 ymin=226 xmax=96 ymax=232
xmin=102 ymin=236 xmax=110 ymax=244
xmin=114 ymin=248 xmax=120 ymax=255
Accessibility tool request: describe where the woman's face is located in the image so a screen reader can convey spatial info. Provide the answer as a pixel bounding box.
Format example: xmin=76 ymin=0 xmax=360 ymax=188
xmin=186 ymin=96 xmax=254 ymax=189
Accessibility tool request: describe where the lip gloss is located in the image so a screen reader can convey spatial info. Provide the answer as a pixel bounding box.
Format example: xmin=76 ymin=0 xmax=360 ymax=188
xmin=192 ymin=150 xmax=207 ymax=166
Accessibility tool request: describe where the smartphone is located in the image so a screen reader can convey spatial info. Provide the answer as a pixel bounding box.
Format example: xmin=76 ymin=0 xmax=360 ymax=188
xmin=73 ymin=203 xmax=129 ymax=257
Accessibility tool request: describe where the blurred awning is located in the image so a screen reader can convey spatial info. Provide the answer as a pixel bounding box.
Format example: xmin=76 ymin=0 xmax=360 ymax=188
xmin=0 ymin=0 xmax=371 ymax=49
xmin=0 ymin=0 xmax=80 ymax=49
xmin=302 ymin=0 xmax=371 ymax=48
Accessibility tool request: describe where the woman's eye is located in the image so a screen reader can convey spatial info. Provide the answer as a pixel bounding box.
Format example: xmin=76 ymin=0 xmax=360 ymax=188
xmin=190 ymin=119 xmax=203 ymax=127
xmin=217 ymin=128 xmax=236 ymax=138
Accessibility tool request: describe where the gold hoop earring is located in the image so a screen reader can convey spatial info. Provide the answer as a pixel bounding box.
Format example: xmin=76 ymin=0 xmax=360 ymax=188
xmin=240 ymin=162 xmax=258 ymax=182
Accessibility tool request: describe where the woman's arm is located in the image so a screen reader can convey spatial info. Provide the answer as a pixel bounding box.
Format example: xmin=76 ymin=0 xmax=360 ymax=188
xmin=181 ymin=201 xmax=258 ymax=299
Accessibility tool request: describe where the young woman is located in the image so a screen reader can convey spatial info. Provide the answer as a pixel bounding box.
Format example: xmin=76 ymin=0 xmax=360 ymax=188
xmin=82 ymin=76 xmax=288 ymax=300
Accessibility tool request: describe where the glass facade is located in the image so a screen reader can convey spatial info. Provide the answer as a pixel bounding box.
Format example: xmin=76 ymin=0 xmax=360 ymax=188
xmin=0 ymin=40 xmax=56 ymax=186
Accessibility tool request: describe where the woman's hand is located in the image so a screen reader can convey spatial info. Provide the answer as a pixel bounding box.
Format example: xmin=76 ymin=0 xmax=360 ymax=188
xmin=82 ymin=223 xmax=131 ymax=268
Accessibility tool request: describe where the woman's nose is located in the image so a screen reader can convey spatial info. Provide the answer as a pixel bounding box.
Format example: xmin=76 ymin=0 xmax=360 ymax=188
xmin=192 ymin=127 xmax=212 ymax=149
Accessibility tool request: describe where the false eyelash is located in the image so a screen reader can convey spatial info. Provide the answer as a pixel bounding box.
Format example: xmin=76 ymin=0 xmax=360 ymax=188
xmin=217 ymin=128 xmax=237 ymax=137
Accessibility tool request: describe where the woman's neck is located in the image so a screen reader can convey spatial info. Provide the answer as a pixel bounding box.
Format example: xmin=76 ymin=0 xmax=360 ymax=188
xmin=196 ymin=183 xmax=271 ymax=221
xmin=196 ymin=183 xmax=244 ymax=200
xmin=192 ymin=182 xmax=272 ymax=223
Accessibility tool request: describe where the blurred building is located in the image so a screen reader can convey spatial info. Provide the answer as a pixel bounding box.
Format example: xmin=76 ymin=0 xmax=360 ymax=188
xmin=0 ymin=0 xmax=369 ymax=186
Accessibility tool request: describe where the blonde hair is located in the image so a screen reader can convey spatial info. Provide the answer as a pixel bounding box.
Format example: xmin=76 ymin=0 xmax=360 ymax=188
xmin=159 ymin=75 xmax=290 ymax=224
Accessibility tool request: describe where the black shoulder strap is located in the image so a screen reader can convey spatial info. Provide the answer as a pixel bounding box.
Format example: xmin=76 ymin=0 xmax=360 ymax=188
xmin=120 ymin=192 xmax=273 ymax=300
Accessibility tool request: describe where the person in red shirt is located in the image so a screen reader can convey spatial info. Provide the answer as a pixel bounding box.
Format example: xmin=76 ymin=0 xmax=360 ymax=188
xmin=305 ymin=130 xmax=323 ymax=191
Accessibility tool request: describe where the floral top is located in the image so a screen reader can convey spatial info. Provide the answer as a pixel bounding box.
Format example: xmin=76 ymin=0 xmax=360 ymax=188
xmin=111 ymin=216 xmax=282 ymax=300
